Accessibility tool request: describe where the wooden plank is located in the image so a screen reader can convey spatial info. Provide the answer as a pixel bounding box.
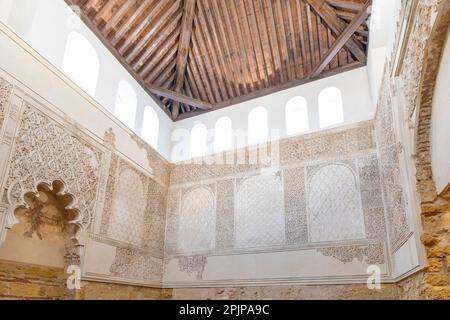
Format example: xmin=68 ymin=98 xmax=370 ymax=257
xmin=196 ymin=0 xmax=233 ymax=99
xmin=114 ymin=1 xmax=164 ymax=49
xmin=176 ymin=61 xmax=364 ymax=120
xmin=65 ymin=0 xmax=172 ymax=119
xmin=124 ymin=0 xmax=181 ymax=62
xmin=147 ymin=85 xmax=212 ymax=110
xmin=226 ymin=0 xmax=259 ymax=90
xmin=263 ymin=0 xmax=285 ymax=83
xmin=103 ymin=0 xmax=135 ymax=36
xmin=138 ymin=23 xmax=181 ymax=76
xmin=191 ymin=33 xmax=218 ymax=103
xmin=214 ymin=62 xmax=363 ymax=108
xmin=285 ymin=0 xmax=301 ymax=78
xmin=305 ymin=0 xmax=367 ymax=63
xmin=171 ymin=0 xmax=197 ymax=119
xmin=309 ymin=1 xmax=372 ymax=78
xmin=187 ymin=57 xmax=209 ymax=102
xmin=274 ymin=0 xmax=293 ymax=81
xmin=173 ymin=0 xmax=196 ymax=92
xmin=327 ymin=0 xmax=364 ymax=13
xmin=295 ymin=0 xmax=310 ymax=75
xmin=210 ymin=0 xmax=248 ymax=95
xmin=111 ymin=0 xmax=154 ymax=46
xmin=193 ymin=17 xmax=225 ymax=102
xmin=242 ymin=0 xmax=269 ymax=88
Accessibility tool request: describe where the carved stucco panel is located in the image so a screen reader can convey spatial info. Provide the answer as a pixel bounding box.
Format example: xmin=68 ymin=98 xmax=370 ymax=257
xmin=307 ymin=163 xmax=366 ymax=243
xmin=235 ymin=172 xmax=285 ymax=248
xmin=317 ymin=243 xmax=385 ymax=265
xmin=107 ymin=165 xmax=147 ymax=247
xmin=177 ymin=186 xmax=215 ymax=254
xmin=0 ymin=78 xmax=13 ymax=133
xmin=4 ymin=103 xmax=103 ymax=229
xmin=215 ymin=179 xmax=234 ymax=250
xmin=110 ymin=247 xmax=163 ymax=282
xmin=283 ymin=166 xmax=307 ymax=245
xmin=375 ymin=72 xmax=410 ymax=250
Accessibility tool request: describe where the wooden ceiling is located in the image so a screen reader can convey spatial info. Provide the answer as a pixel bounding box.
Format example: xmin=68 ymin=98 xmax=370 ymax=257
xmin=66 ymin=0 xmax=372 ymax=121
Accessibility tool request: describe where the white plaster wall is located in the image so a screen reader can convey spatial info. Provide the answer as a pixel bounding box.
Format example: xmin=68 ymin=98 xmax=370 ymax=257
xmin=164 ymin=247 xmax=388 ymax=286
xmin=0 ymin=23 xmax=157 ymax=178
xmin=0 ymin=0 xmax=173 ymax=159
xmin=171 ymin=67 xmax=374 ymax=162
xmin=431 ymin=29 xmax=450 ymax=193
xmin=366 ymin=0 xmax=402 ymax=107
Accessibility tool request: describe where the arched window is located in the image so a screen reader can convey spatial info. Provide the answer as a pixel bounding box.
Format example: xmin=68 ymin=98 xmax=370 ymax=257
xmin=308 ymin=164 xmax=365 ymax=242
xmin=114 ymin=80 xmax=137 ymax=129
xmin=141 ymin=106 xmax=159 ymax=149
xmin=286 ymin=96 xmax=309 ymax=135
xmin=214 ymin=117 xmax=233 ymax=153
xmin=190 ymin=122 xmax=207 ymax=158
xmin=318 ymin=87 xmax=344 ymax=128
xmin=62 ymin=31 xmax=99 ymax=96
xmin=235 ymin=173 xmax=285 ymax=248
xmin=248 ymin=107 xmax=268 ymax=145
xmin=177 ymin=187 xmax=215 ymax=253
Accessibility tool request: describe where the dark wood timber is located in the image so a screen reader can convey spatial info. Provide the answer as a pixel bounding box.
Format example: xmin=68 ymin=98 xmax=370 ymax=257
xmin=65 ymin=0 xmax=371 ymax=121
xmin=309 ymin=1 xmax=372 ymax=78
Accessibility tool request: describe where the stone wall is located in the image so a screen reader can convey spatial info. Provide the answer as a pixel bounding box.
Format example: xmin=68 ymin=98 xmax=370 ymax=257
xmin=0 ymin=259 xmax=66 ymax=300
xmin=374 ymin=0 xmax=450 ymax=299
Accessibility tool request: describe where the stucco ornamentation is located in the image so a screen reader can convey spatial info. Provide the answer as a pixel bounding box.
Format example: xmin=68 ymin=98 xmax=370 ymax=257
xmin=110 ymin=247 xmax=163 ymax=281
xmin=178 ymin=255 xmax=208 ymax=280
xmin=317 ymin=243 xmax=385 ymax=265
xmin=0 ymin=78 xmax=13 ymax=132
xmin=4 ymin=103 xmax=103 ymax=230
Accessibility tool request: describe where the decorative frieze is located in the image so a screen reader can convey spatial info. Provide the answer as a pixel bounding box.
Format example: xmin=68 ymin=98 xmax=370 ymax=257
xmin=317 ymin=243 xmax=385 ymax=265
xmin=178 ymin=255 xmax=208 ymax=280
xmin=4 ymin=103 xmax=103 ymax=229
xmin=0 ymin=78 xmax=13 ymax=132
xmin=110 ymin=247 xmax=163 ymax=282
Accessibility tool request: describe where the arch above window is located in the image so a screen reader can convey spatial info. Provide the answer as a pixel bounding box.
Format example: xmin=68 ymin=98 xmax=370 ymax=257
xmin=141 ymin=106 xmax=159 ymax=149
xmin=248 ymin=107 xmax=268 ymax=145
xmin=190 ymin=122 xmax=207 ymax=158
xmin=286 ymin=96 xmax=309 ymax=136
xmin=214 ymin=117 xmax=233 ymax=153
xmin=318 ymin=87 xmax=344 ymax=128
xmin=62 ymin=31 xmax=99 ymax=96
xmin=114 ymin=80 xmax=137 ymax=129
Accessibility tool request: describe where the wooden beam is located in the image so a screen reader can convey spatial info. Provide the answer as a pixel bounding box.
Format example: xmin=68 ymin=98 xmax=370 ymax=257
xmin=176 ymin=61 xmax=364 ymax=120
xmin=305 ymin=0 xmax=367 ymax=63
xmin=147 ymin=85 xmax=212 ymax=110
xmin=326 ymin=0 xmax=364 ymax=13
xmin=309 ymin=1 xmax=372 ymax=78
xmin=172 ymin=0 xmax=196 ymax=120
xmin=64 ymin=0 xmax=211 ymax=118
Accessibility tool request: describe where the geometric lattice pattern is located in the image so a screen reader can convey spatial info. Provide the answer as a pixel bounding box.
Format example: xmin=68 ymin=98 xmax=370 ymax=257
xmin=0 ymin=78 xmax=13 ymax=131
xmin=177 ymin=187 xmax=215 ymax=253
xmin=5 ymin=105 xmax=102 ymax=227
xmin=235 ymin=173 xmax=285 ymax=248
xmin=308 ymin=164 xmax=365 ymax=242
xmin=108 ymin=168 xmax=146 ymax=247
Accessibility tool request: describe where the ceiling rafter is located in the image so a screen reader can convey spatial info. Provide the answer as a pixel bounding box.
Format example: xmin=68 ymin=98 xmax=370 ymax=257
xmin=65 ymin=0 xmax=371 ymax=121
xmin=171 ymin=0 xmax=196 ymax=120
xmin=309 ymin=0 xmax=372 ymax=78
xmin=305 ymin=0 xmax=367 ymax=63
